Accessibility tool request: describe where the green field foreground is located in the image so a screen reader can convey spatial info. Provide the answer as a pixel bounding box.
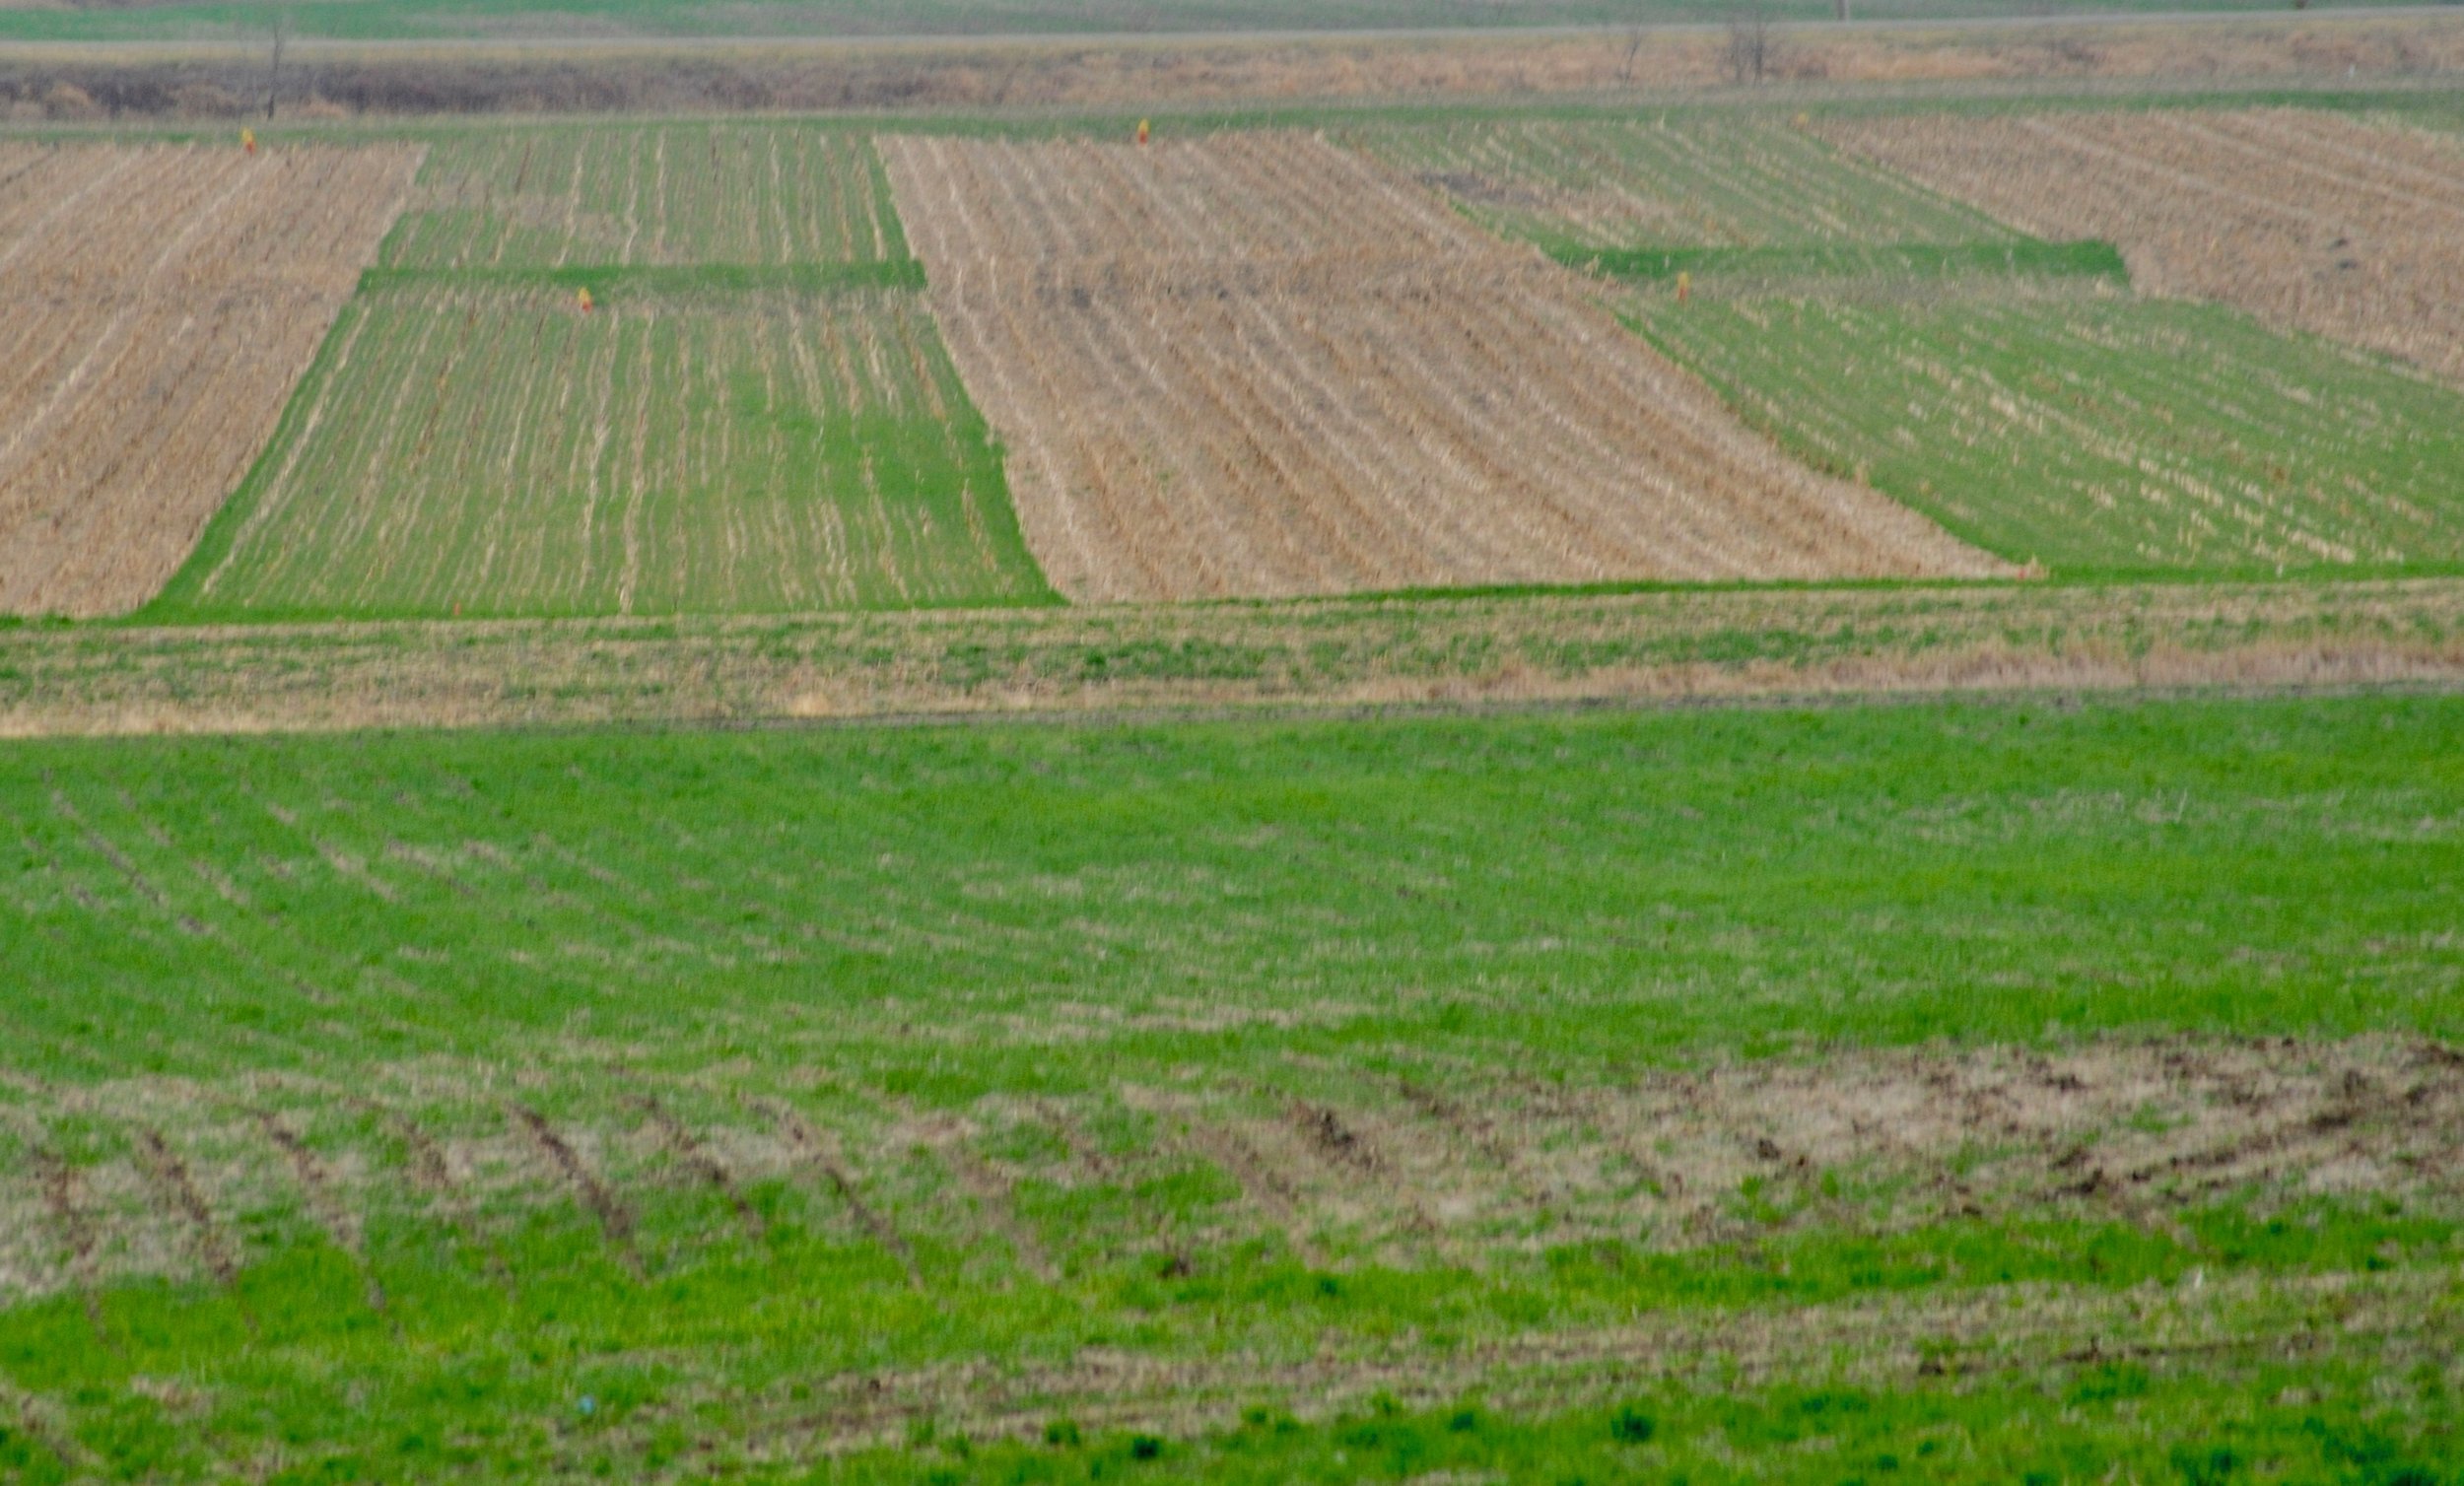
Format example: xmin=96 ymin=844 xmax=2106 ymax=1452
xmin=3 ymin=694 xmax=2462 ymax=1479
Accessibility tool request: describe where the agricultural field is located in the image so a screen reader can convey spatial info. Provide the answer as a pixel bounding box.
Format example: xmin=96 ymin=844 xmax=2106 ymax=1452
xmin=382 ymin=125 xmax=905 ymax=271
xmin=1626 ymin=284 xmax=2464 ymax=574
xmin=153 ymin=281 xmax=1050 ymax=619
xmin=883 ymin=131 xmax=2008 ymax=602
xmin=0 ymin=142 xmax=422 ymax=620
xmin=1346 ymin=116 xmax=2017 ymax=253
xmin=137 ymin=125 xmax=1052 ymax=621
xmin=1366 ymin=106 xmax=2464 ymax=576
xmin=2 ymin=695 xmax=2462 ymax=1478
xmin=1823 ymin=107 xmax=2464 ymax=386
xmin=7 ymin=80 xmax=2464 ymax=1486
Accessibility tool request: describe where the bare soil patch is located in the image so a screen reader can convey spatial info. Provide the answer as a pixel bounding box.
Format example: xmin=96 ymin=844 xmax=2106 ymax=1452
xmin=1824 ymin=107 xmax=2464 ymax=385
xmin=0 ymin=142 xmax=423 ymax=618
xmin=884 ymin=130 xmax=2007 ymax=601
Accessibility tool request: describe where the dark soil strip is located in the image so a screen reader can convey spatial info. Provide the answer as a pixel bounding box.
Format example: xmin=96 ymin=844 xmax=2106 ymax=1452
xmin=28 ymin=1144 xmax=109 ymax=1345
xmin=507 ymin=1104 xmax=642 ymax=1278
xmin=631 ymin=1095 xmax=764 ymax=1241
xmin=132 ymin=1127 xmax=253 ymax=1329
xmin=252 ymin=1110 xmax=388 ymax=1317
xmin=758 ymin=1100 xmax=923 ymax=1290
xmin=1184 ymin=1122 xmax=1326 ymax=1270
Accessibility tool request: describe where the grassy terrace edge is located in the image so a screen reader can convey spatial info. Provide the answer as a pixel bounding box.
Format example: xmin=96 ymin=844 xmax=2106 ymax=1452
xmin=7 ymin=575 xmax=2463 ymax=737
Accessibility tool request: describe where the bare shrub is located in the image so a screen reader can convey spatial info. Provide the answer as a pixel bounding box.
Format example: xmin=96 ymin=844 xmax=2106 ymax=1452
xmin=40 ymin=82 xmax=98 ymax=119
xmin=1724 ymin=6 xmax=1776 ymax=86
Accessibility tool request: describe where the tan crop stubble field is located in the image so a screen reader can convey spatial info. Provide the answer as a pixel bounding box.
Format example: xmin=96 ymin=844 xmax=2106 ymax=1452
xmin=1821 ymin=107 xmax=2464 ymax=386
xmin=0 ymin=143 xmax=424 ymax=619
xmin=883 ymin=131 xmax=2014 ymax=604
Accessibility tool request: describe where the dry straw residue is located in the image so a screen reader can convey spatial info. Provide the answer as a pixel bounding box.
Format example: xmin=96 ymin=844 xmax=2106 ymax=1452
xmin=883 ymin=131 xmax=2010 ymax=602
xmin=0 ymin=143 xmax=424 ymax=618
xmin=1823 ymin=107 xmax=2464 ymax=385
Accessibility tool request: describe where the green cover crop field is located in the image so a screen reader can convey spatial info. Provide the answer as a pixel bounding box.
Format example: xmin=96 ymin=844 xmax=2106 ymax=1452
xmin=1626 ymin=287 xmax=2464 ymax=574
xmin=381 ymin=126 xmax=908 ymax=271
xmin=152 ymin=282 xmax=1049 ymax=619
xmin=144 ymin=126 xmax=1053 ymax=622
xmin=3 ymin=697 xmax=2462 ymax=1479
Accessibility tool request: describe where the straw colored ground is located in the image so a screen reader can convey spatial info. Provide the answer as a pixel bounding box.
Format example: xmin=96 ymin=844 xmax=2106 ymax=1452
xmin=885 ymin=130 xmax=2008 ymax=602
xmin=0 ymin=142 xmax=422 ymax=619
xmin=1822 ymin=106 xmax=2464 ymax=387
xmin=0 ymin=694 xmax=2460 ymax=1479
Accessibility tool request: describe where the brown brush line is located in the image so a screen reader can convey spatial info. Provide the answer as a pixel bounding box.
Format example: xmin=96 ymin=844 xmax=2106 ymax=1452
xmin=130 ymin=1126 xmax=252 ymax=1331
xmin=1178 ymin=1121 xmax=1327 ymax=1270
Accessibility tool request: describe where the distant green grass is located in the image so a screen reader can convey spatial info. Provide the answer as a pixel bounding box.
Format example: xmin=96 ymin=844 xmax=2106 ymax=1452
xmin=1621 ymin=288 xmax=2464 ymax=575
xmin=142 ymin=123 xmax=1054 ymax=622
xmin=1562 ymin=237 xmax=2127 ymax=283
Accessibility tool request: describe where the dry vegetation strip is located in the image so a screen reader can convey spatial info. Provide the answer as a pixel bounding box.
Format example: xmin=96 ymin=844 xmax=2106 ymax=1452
xmin=4 ymin=577 xmax=2460 ymax=738
xmin=0 ymin=143 xmax=424 ymax=620
xmin=883 ymin=131 xmax=2008 ymax=602
xmin=5 ymin=1034 xmax=2458 ymax=1311
xmin=9 ymin=14 xmax=2464 ymax=118
xmin=1823 ymin=107 xmax=2464 ymax=385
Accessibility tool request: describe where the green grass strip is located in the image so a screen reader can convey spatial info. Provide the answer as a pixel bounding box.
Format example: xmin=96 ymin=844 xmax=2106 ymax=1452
xmin=356 ymin=259 xmax=926 ymax=301
xmin=1561 ymin=238 xmax=2129 ymax=284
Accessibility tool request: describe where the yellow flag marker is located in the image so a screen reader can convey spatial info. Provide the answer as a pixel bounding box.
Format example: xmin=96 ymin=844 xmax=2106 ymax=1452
xmin=241 ymin=127 xmax=256 ymax=155
xmin=1676 ymin=270 xmax=1691 ymax=304
xmin=577 ymin=286 xmax=594 ymax=314
xmin=1136 ymin=118 xmax=1150 ymax=147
